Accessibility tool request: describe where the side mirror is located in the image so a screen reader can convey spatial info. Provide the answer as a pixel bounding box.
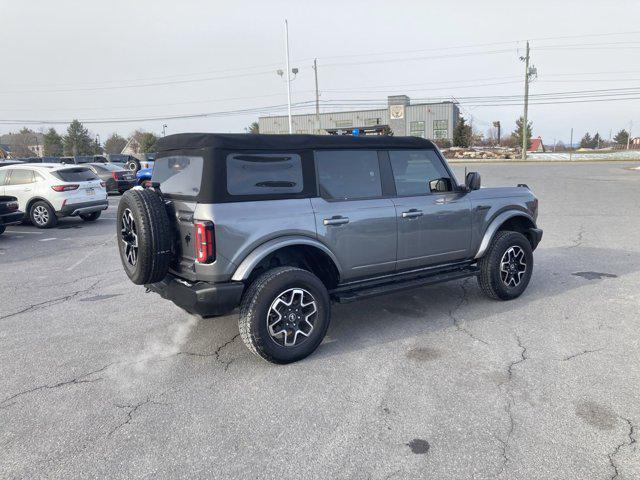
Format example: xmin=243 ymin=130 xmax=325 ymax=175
xmin=429 ymin=177 xmax=451 ymax=193
xmin=465 ymin=172 xmax=481 ymax=191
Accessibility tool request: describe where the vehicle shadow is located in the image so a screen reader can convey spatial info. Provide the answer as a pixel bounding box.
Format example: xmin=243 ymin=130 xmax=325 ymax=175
xmin=176 ymin=246 xmax=639 ymax=364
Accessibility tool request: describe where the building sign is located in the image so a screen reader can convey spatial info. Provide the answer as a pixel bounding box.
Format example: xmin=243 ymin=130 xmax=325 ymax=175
xmin=389 ymin=105 xmax=405 ymax=120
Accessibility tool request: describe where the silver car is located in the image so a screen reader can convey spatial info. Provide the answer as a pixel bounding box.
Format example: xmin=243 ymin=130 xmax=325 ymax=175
xmin=116 ymin=134 xmax=542 ymax=364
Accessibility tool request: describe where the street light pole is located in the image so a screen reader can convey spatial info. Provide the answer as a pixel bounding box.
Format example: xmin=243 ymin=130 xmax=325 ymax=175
xmin=521 ymin=41 xmax=530 ymax=161
xmin=162 ymin=124 xmax=167 ymax=137
xmin=284 ymin=20 xmax=293 ymax=134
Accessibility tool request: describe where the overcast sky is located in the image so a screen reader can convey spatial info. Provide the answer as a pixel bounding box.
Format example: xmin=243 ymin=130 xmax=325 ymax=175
xmin=2 ymin=0 xmax=639 ymax=144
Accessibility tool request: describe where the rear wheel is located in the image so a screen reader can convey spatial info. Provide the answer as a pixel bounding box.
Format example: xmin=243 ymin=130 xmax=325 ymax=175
xmin=30 ymin=201 xmax=57 ymax=229
xmin=80 ymin=211 xmax=101 ymax=222
xmin=126 ymin=158 xmax=141 ymax=172
xmin=478 ymin=231 xmax=533 ymax=300
xmin=239 ymin=266 xmax=331 ymax=364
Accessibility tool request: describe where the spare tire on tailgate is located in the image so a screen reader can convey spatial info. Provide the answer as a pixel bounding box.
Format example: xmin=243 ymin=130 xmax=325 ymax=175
xmin=117 ymin=188 xmax=173 ymax=285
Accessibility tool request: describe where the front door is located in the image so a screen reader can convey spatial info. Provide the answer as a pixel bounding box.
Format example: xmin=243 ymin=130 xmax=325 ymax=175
xmin=312 ymin=150 xmax=396 ymax=280
xmin=3 ymin=168 xmax=36 ymax=213
xmin=388 ymin=149 xmax=472 ymax=270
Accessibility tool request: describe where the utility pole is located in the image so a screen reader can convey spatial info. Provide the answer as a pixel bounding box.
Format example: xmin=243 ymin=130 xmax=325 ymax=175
xmin=627 ymin=121 xmax=633 ymax=150
xmin=284 ymin=20 xmax=293 ymax=133
xmin=162 ymin=124 xmax=167 ymax=136
xmin=520 ymin=40 xmax=537 ymax=160
xmin=313 ymin=58 xmax=320 ymax=134
xmin=569 ymin=128 xmax=573 ymax=161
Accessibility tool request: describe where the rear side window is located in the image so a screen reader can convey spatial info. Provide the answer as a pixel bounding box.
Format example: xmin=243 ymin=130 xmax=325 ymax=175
xmin=7 ymin=169 xmax=35 ymax=185
xmin=53 ymin=168 xmax=98 ymax=182
xmin=226 ymin=153 xmax=303 ymax=196
xmin=315 ymin=150 xmax=382 ymax=200
xmin=389 ymin=150 xmax=450 ymax=196
xmin=154 ymin=155 xmax=203 ymax=197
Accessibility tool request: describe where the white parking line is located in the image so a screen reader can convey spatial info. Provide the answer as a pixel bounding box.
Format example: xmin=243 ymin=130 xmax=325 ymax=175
xmin=66 ymin=233 xmax=117 ymax=271
xmin=6 ymin=230 xmax=43 ymax=234
xmin=39 ymin=238 xmax=57 ymax=242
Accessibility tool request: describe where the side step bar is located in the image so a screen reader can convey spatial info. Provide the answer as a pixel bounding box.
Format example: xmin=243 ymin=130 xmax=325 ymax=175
xmin=331 ymin=265 xmax=479 ymax=304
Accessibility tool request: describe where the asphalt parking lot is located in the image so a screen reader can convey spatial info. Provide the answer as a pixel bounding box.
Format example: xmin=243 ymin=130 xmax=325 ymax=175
xmin=1 ymin=161 xmax=639 ymax=479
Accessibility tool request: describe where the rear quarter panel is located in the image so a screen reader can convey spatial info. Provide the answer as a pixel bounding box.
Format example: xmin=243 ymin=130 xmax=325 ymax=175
xmin=192 ymin=198 xmax=317 ymax=282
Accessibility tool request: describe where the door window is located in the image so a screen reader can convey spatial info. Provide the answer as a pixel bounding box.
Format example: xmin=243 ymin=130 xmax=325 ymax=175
xmin=7 ymin=169 xmax=35 ymax=185
xmin=389 ymin=150 xmax=451 ymax=196
xmin=315 ymin=150 xmax=382 ymax=200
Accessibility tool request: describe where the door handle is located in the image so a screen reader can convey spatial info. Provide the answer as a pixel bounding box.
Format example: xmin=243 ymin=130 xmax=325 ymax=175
xmin=401 ymin=209 xmax=423 ymax=218
xmin=323 ymin=216 xmax=349 ymax=226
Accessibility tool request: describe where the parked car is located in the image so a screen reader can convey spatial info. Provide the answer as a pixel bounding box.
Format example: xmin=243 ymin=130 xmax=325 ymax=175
xmin=74 ymin=155 xmax=107 ymax=164
xmin=86 ymin=163 xmax=137 ymax=194
xmin=0 ymin=194 xmax=23 ymax=235
xmin=116 ymin=134 xmax=542 ymax=364
xmin=106 ymin=154 xmax=141 ymax=172
xmin=136 ymin=167 xmax=153 ymax=185
xmin=0 ymin=163 xmax=107 ymax=228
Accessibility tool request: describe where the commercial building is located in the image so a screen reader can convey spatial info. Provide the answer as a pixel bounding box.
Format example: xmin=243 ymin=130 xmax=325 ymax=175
xmin=258 ymin=95 xmax=460 ymax=140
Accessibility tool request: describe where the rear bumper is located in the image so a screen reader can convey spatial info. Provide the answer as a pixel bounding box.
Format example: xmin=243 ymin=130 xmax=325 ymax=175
xmin=58 ymin=200 xmax=108 ymax=217
xmin=115 ymin=180 xmax=136 ymax=192
xmin=0 ymin=211 xmax=23 ymax=226
xmin=528 ymin=227 xmax=543 ymax=250
xmin=146 ymin=274 xmax=245 ymax=317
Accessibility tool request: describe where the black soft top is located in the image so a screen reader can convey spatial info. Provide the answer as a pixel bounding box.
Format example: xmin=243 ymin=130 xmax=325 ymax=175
xmin=155 ymin=133 xmax=436 ymax=152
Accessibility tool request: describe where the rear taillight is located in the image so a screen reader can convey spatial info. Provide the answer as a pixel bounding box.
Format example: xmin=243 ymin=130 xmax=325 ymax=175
xmin=51 ymin=184 xmax=79 ymax=192
xmin=7 ymin=202 xmax=18 ymax=212
xmin=112 ymin=171 xmax=118 ymax=180
xmin=194 ymin=221 xmax=215 ymax=263
xmin=142 ymin=180 xmax=152 ymax=188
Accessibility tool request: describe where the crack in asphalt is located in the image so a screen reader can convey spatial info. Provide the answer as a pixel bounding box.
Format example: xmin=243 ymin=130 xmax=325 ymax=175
xmin=0 ymin=362 xmax=113 ymax=406
xmin=449 ymin=280 xmax=488 ymax=345
xmin=607 ymin=417 xmax=637 ymax=479
xmin=178 ymin=333 xmax=240 ymax=371
xmin=0 ymin=280 xmax=102 ymax=322
xmin=563 ymin=348 xmax=604 ymax=361
xmin=495 ymin=334 xmax=528 ymax=478
xmin=507 ymin=335 xmax=527 ymax=380
xmin=568 ymin=223 xmax=585 ymax=248
xmin=109 ymin=398 xmax=170 ymax=436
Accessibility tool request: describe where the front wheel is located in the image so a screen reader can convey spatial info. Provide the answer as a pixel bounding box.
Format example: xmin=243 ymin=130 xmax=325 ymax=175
xmin=30 ymin=201 xmax=58 ymax=229
xmin=477 ymin=231 xmax=533 ymax=300
xmin=239 ymin=266 xmax=331 ymax=364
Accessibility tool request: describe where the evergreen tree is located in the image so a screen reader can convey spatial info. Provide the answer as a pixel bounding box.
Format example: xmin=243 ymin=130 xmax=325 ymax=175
xmin=43 ymin=128 xmax=63 ymax=156
xmin=592 ymin=132 xmax=602 ymax=149
xmin=63 ymin=120 xmax=93 ymax=156
xmin=452 ymin=116 xmax=472 ymax=147
xmin=613 ymin=129 xmax=629 ymax=146
xmin=511 ymin=116 xmax=533 ymax=150
xmin=579 ymin=132 xmax=593 ymax=149
xmin=104 ymin=133 xmax=127 ymax=154
xmin=247 ymin=121 xmax=259 ymax=134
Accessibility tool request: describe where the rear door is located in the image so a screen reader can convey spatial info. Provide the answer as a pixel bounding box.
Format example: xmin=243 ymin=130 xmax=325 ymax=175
xmin=311 ymin=149 xmax=396 ymax=280
xmin=389 ymin=149 xmax=472 ymax=270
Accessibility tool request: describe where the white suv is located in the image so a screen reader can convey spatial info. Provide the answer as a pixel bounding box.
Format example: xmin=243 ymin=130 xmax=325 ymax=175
xmin=0 ymin=163 xmax=108 ymax=228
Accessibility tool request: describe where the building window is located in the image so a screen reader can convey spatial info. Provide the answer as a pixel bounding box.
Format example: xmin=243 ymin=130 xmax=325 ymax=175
xmin=295 ymin=130 xmax=308 ymax=134
xmin=363 ymin=118 xmax=379 ymax=126
xmin=433 ymin=120 xmax=447 ymax=130
xmin=433 ymin=129 xmax=449 ymax=139
xmin=409 ymin=121 xmax=425 ymax=138
xmin=334 ymin=119 xmax=352 ymax=128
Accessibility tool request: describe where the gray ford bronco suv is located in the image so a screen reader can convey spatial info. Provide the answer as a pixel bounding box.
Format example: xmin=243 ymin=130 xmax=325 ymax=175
xmin=117 ymin=133 xmax=542 ymax=364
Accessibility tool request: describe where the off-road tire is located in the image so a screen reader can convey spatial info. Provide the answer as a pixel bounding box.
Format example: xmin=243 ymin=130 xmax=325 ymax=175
xmin=117 ymin=188 xmax=172 ymax=285
xmin=239 ymin=266 xmax=331 ymax=364
xmin=126 ymin=158 xmax=141 ymax=172
xmin=30 ymin=201 xmax=58 ymax=229
xmin=80 ymin=211 xmax=101 ymax=222
xmin=478 ymin=230 xmax=533 ymax=300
